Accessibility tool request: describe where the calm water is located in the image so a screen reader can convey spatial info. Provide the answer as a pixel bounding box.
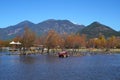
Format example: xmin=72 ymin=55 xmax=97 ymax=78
xmin=0 ymin=52 xmax=120 ymax=80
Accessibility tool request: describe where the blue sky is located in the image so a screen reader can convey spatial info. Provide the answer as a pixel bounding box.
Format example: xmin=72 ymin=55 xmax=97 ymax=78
xmin=0 ymin=0 xmax=120 ymax=31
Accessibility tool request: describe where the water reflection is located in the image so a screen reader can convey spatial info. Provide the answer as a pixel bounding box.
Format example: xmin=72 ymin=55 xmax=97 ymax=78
xmin=45 ymin=55 xmax=60 ymax=63
xmin=18 ymin=55 xmax=62 ymax=64
xmin=0 ymin=54 xmax=120 ymax=80
xmin=19 ymin=55 xmax=37 ymax=64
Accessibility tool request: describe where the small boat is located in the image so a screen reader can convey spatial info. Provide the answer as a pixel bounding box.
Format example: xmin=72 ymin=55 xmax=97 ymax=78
xmin=58 ymin=51 xmax=68 ymax=58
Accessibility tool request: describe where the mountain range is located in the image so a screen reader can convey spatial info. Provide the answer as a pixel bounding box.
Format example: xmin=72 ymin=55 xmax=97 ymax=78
xmin=0 ymin=19 xmax=120 ymax=40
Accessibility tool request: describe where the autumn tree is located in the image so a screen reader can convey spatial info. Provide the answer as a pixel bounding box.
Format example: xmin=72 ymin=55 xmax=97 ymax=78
xmin=34 ymin=35 xmax=47 ymax=53
xmin=107 ymin=36 xmax=117 ymax=48
xmin=54 ymin=34 xmax=65 ymax=50
xmin=98 ymin=35 xmax=106 ymax=48
xmin=60 ymin=33 xmax=68 ymax=49
xmin=44 ymin=30 xmax=61 ymax=53
xmin=0 ymin=40 xmax=3 ymax=47
xmin=21 ymin=27 xmax=36 ymax=52
xmin=65 ymin=34 xmax=74 ymax=48
xmin=116 ymin=37 xmax=120 ymax=48
xmin=13 ymin=35 xmax=22 ymax=42
xmin=1 ymin=40 xmax=10 ymax=47
xmin=79 ymin=34 xmax=86 ymax=48
xmin=65 ymin=34 xmax=86 ymax=49
xmin=87 ymin=35 xmax=107 ymax=49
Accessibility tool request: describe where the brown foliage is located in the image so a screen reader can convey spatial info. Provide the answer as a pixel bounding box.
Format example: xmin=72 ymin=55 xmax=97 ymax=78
xmin=21 ymin=27 xmax=36 ymax=48
xmin=1 ymin=28 xmax=120 ymax=50
xmin=44 ymin=30 xmax=61 ymax=51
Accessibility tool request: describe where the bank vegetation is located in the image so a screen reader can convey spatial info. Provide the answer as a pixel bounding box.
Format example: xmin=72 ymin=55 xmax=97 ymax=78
xmin=0 ymin=27 xmax=120 ymax=55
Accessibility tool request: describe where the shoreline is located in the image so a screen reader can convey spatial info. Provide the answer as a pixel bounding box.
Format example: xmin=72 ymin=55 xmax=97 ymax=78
xmin=0 ymin=48 xmax=120 ymax=56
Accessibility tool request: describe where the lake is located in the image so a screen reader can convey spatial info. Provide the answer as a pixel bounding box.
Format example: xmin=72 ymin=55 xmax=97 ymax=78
xmin=0 ymin=52 xmax=120 ymax=80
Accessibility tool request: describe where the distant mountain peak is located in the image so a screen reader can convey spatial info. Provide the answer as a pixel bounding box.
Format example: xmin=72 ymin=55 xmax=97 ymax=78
xmin=17 ymin=20 xmax=34 ymax=25
xmin=39 ymin=19 xmax=80 ymax=27
xmin=92 ymin=21 xmax=100 ymax=24
xmin=22 ymin=20 xmax=32 ymax=23
xmin=87 ymin=21 xmax=112 ymax=30
xmin=89 ymin=21 xmax=103 ymax=27
xmin=79 ymin=21 xmax=120 ymax=38
xmin=46 ymin=19 xmax=56 ymax=21
xmin=43 ymin=19 xmax=71 ymax=23
xmin=13 ymin=20 xmax=35 ymax=28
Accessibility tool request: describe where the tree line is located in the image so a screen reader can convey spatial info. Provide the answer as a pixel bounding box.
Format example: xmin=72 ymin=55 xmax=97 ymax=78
xmin=0 ymin=27 xmax=120 ymax=53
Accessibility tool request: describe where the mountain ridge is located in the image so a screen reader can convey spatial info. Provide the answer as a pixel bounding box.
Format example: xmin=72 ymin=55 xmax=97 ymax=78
xmin=0 ymin=19 xmax=119 ymax=40
xmin=78 ymin=21 xmax=120 ymax=38
xmin=0 ymin=19 xmax=84 ymax=40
